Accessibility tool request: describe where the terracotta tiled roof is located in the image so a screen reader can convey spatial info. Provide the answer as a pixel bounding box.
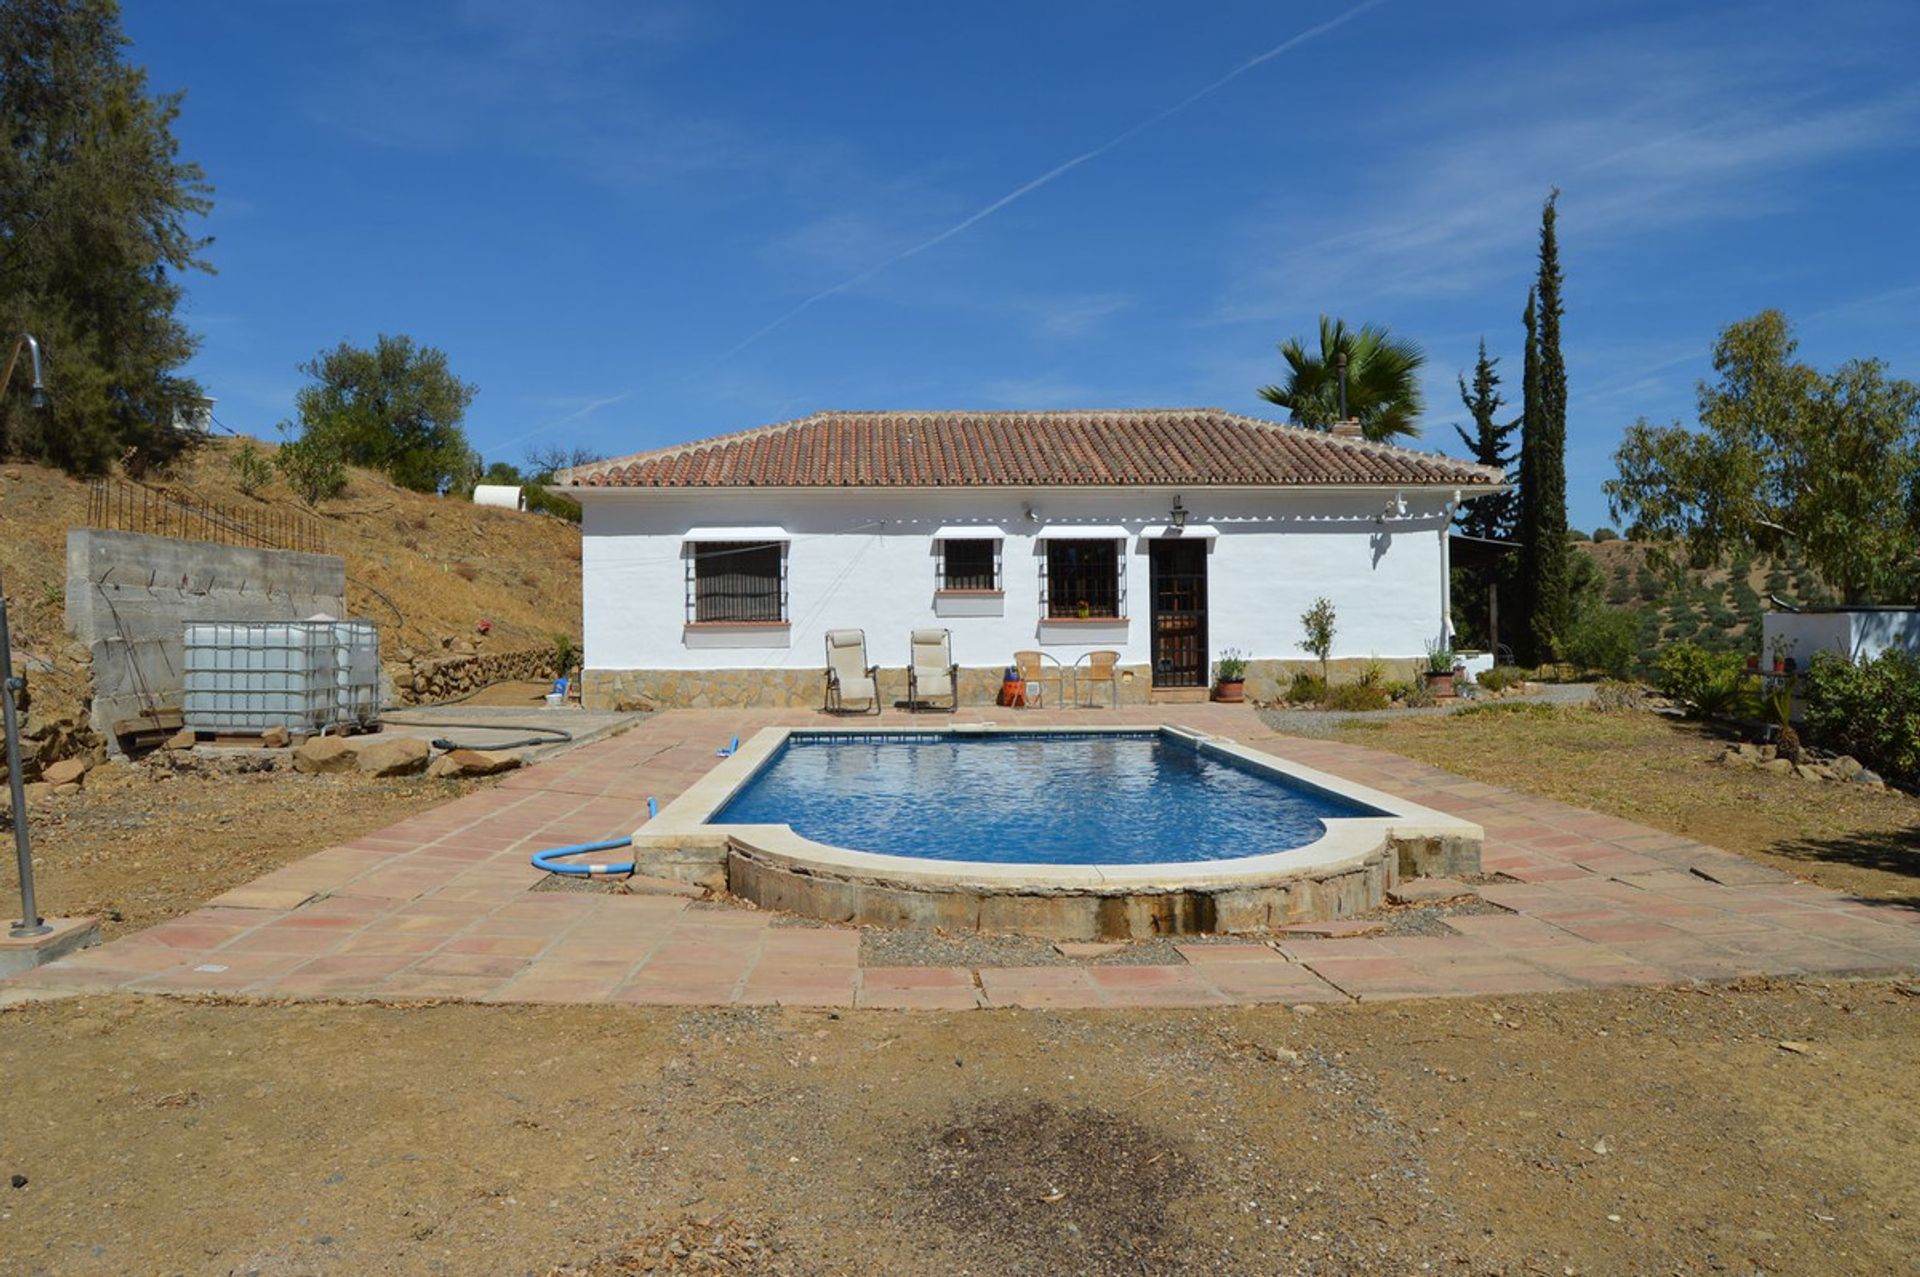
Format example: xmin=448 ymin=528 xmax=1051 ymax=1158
xmin=557 ymin=409 xmax=1506 ymax=490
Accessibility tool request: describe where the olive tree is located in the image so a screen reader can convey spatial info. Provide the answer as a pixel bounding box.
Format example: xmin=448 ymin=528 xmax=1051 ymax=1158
xmin=1606 ymin=311 xmax=1920 ymax=604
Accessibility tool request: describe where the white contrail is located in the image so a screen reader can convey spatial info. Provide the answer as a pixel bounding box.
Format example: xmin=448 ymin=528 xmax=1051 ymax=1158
xmin=486 ymin=391 xmax=631 ymax=455
xmin=712 ymin=0 xmax=1390 ymax=365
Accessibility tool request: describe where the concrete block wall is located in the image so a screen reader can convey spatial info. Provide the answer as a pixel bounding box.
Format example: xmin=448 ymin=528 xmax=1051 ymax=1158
xmin=65 ymin=529 xmax=348 ymax=748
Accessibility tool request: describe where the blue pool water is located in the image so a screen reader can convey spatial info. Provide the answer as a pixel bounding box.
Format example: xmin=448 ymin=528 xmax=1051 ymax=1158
xmin=710 ymin=732 xmax=1384 ymax=866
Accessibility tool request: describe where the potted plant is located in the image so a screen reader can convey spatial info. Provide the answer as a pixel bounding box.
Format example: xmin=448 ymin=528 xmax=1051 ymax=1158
xmin=1424 ymin=641 xmax=1456 ymax=697
xmin=1075 ymin=599 xmax=1091 ymax=619
xmin=1213 ymin=648 xmax=1248 ymax=703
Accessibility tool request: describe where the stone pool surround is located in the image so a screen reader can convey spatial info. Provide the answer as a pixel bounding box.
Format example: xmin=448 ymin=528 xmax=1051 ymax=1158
xmin=630 ymin=724 xmax=1481 ymax=940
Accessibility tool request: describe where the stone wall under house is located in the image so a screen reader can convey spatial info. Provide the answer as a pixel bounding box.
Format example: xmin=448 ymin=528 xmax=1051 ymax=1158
xmin=580 ymin=656 xmax=1422 ymax=711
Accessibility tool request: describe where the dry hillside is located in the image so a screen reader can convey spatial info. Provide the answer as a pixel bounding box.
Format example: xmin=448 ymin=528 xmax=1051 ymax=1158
xmin=0 ymin=435 xmax=582 ymax=665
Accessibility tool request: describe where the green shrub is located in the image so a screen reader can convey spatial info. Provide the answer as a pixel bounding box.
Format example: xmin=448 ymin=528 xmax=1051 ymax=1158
xmin=1395 ymin=680 xmax=1436 ymax=708
xmin=1357 ymin=657 xmax=1386 ymax=688
xmin=230 ymin=440 xmax=272 ymax=496
xmin=1286 ymin=671 xmax=1326 ymax=703
xmin=1654 ymin=642 xmax=1745 ymax=718
xmin=1476 ymin=666 xmax=1528 ymax=693
xmin=1563 ymin=607 xmax=1642 ymax=679
xmin=1802 ymin=650 xmax=1920 ymax=783
xmin=1322 ymin=683 xmax=1391 ymax=712
xmin=1592 ymin=526 xmax=1619 ymax=542
xmin=274 ymin=427 xmax=347 ymax=507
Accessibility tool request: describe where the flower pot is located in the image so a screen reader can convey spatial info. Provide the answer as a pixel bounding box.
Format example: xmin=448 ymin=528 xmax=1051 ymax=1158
xmin=1213 ymin=679 xmax=1245 ymax=704
xmin=1772 ymin=660 xmax=1786 ymax=674
xmin=1426 ymin=671 xmax=1456 ymax=697
xmin=1746 ymin=655 xmax=1760 ymax=671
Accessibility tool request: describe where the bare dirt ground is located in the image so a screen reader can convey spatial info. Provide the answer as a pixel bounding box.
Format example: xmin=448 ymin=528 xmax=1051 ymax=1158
xmin=7 ymin=758 xmax=488 ymax=941
xmin=1324 ymin=706 xmax=1920 ymax=907
xmin=1 ymin=979 xmax=1914 ymax=1275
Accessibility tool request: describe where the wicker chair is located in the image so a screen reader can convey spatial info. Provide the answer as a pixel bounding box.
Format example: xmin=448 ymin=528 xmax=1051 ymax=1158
xmin=1071 ymin=649 xmax=1121 ymax=708
xmin=1012 ymin=649 xmax=1064 ymax=707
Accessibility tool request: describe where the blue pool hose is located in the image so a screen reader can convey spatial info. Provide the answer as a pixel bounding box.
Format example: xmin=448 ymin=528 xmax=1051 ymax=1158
xmin=529 ymin=796 xmax=657 ymax=877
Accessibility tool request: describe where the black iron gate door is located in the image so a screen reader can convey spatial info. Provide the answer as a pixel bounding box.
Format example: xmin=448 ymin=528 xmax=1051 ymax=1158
xmin=1149 ymin=539 xmax=1208 ymax=688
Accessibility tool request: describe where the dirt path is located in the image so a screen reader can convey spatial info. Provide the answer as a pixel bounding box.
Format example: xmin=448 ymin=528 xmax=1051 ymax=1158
xmin=1 ymin=980 xmax=1912 ymax=1275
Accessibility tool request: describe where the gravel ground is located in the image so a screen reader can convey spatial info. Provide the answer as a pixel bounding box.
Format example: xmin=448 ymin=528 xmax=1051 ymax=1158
xmin=4 ymin=980 xmax=1914 ymax=1275
xmin=1256 ymin=681 xmax=1597 ymax=738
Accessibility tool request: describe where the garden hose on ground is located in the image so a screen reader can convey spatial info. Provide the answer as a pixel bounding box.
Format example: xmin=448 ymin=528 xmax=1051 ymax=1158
xmin=528 ymin=798 xmax=658 ymax=877
xmin=375 ymin=715 xmax=575 ymax=753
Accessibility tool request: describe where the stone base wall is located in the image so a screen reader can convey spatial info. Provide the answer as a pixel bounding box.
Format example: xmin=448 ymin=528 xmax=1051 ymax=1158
xmin=584 ymin=664 xmax=1158 ymax=711
xmin=584 ymin=656 xmax=1427 ymax=711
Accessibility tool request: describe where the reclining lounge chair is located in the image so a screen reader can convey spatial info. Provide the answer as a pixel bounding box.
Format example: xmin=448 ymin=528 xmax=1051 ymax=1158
xmin=908 ymin=628 xmax=958 ymax=712
xmin=824 ymin=629 xmax=881 ymax=714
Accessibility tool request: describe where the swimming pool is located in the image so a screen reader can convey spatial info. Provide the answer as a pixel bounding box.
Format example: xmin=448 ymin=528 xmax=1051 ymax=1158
xmin=711 ymin=731 xmax=1384 ymax=866
xmin=634 ymin=725 xmax=1483 ymax=939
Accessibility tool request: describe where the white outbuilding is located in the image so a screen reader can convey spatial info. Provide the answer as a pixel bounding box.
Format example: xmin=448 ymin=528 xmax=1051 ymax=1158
xmin=551 ymin=408 xmax=1507 ymax=709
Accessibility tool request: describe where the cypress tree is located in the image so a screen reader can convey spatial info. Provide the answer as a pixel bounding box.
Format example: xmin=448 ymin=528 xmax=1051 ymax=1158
xmin=1517 ymin=191 xmax=1571 ymax=664
xmin=1513 ymin=290 xmax=1541 ymax=658
xmin=1452 ymin=339 xmax=1518 ymax=540
xmin=0 ymin=0 xmax=213 ymax=474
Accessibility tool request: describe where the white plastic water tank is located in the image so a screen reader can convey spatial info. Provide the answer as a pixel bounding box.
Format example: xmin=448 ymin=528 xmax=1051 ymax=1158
xmin=182 ymin=618 xmax=382 ymax=734
xmin=472 ymin=484 xmax=525 ymax=511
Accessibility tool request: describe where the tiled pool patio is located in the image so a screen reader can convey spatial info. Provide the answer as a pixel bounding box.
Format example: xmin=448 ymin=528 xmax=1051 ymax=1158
xmin=7 ymin=705 xmax=1918 ymax=1008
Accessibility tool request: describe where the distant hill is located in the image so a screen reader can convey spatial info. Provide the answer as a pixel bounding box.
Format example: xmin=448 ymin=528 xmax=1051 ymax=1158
xmin=1572 ymin=536 xmax=1836 ymax=659
xmin=0 ymin=436 xmax=582 ymax=665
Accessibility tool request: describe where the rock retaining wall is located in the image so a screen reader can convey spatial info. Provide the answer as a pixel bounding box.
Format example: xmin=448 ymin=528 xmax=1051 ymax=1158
xmin=387 ymin=645 xmax=563 ymax=706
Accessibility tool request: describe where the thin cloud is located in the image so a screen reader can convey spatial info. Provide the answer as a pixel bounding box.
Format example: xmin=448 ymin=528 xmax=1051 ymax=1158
xmin=709 ymin=0 xmax=1391 ymax=366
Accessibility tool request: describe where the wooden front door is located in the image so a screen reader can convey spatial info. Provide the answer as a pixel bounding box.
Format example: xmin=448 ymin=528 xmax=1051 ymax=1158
xmin=1149 ymin=538 xmax=1208 ymax=688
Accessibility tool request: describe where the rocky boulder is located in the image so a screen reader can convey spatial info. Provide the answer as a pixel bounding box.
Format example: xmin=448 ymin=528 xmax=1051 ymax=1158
xmin=355 ymin=737 xmax=430 ymax=778
xmin=292 ymin=736 xmax=360 ymax=775
xmin=426 ymin=748 xmax=523 ymax=779
xmin=40 ymin=757 xmax=87 ymax=788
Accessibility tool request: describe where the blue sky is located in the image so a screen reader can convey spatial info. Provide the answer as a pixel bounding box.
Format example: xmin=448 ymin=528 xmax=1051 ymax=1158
xmin=126 ymin=0 xmax=1919 ymax=529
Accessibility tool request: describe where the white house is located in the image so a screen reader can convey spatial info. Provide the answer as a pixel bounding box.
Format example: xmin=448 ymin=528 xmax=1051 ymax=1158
xmin=553 ymin=409 xmax=1506 ymax=709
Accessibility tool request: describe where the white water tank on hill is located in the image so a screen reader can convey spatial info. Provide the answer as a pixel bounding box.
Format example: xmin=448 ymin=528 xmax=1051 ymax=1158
xmin=472 ymin=484 xmax=525 ymax=511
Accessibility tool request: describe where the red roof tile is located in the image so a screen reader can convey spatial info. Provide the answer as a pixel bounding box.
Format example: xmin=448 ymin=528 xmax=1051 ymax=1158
xmin=558 ymin=409 xmax=1506 ymax=490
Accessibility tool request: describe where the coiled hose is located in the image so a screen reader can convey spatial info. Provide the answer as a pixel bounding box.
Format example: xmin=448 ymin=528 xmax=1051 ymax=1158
xmin=528 ymin=797 xmax=657 ymax=876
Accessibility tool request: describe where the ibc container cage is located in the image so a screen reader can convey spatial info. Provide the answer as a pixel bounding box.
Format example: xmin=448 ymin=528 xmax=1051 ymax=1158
xmin=182 ymin=619 xmax=382 ymax=735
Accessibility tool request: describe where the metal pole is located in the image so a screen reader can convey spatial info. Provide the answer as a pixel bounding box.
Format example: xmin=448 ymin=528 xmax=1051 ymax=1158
xmin=0 ymin=570 xmax=50 ymax=937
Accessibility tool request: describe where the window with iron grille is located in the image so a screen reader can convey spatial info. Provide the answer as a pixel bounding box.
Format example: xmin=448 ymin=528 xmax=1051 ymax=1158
xmin=938 ymin=538 xmax=1000 ymax=591
xmin=1042 ymin=539 xmax=1124 ymax=619
xmin=687 ymin=541 xmax=786 ymax=623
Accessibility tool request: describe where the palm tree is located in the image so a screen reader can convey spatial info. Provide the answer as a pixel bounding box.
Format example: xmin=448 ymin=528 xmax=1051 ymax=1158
xmin=1257 ymin=316 xmax=1427 ymax=442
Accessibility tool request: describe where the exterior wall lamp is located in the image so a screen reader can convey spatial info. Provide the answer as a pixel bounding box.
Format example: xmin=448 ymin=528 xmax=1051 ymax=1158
xmin=1170 ymin=495 xmax=1187 ymax=530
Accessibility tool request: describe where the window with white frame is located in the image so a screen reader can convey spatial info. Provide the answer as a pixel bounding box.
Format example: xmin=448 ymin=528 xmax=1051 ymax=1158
xmin=1041 ymin=538 xmax=1125 ymax=619
xmin=937 ymin=537 xmax=1000 ymax=592
xmin=685 ymin=540 xmax=787 ymax=623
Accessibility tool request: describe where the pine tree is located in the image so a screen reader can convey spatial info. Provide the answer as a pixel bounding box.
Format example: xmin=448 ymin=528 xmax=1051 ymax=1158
xmin=1451 ymin=340 xmax=1518 ymax=540
xmin=0 ymin=0 xmax=213 ymax=473
xmin=1517 ymin=191 xmax=1571 ymax=664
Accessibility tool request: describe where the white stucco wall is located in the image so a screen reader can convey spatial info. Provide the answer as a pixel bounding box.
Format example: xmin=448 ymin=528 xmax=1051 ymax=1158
xmin=1763 ymin=609 xmax=1920 ymax=664
xmin=576 ymin=488 xmax=1457 ymax=677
